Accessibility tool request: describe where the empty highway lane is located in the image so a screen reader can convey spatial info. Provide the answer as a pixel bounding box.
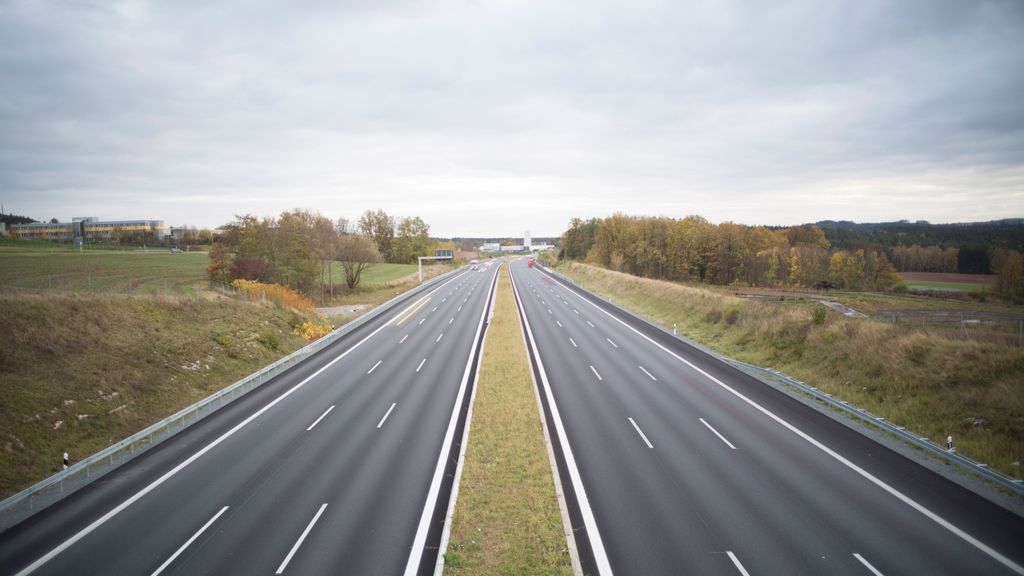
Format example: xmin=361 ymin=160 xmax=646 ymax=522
xmin=0 ymin=262 xmax=501 ymax=575
xmin=510 ymin=258 xmax=1024 ymax=576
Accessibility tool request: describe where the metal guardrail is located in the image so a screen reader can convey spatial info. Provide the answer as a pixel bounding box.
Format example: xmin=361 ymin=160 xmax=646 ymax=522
xmin=0 ymin=267 xmax=463 ymax=532
xmin=538 ymin=265 xmax=1024 ymax=498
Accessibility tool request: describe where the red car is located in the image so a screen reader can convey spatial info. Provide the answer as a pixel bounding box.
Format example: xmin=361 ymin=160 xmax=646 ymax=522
xmin=527 ymin=258 xmax=534 ymax=268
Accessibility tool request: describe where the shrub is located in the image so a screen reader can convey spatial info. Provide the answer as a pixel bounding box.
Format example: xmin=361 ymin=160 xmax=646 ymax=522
xmin=257 ymin=331 xmax=279 ymax=350
xmin=293 ymin=321 xmax=333 ymax=342
xmin=230 ymin=257 xmax=275 ymax=283
xmin=811 ymin=306 xmax=828 ymax=325
xmin=231 ymin=279 xmax=315 ymax=311
xmin=723 ymin=305 xmax=741 ymax=325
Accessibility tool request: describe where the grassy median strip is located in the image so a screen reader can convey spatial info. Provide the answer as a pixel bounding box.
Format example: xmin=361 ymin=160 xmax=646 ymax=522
xmin=445 ymin=267 xmax=573 ymax=575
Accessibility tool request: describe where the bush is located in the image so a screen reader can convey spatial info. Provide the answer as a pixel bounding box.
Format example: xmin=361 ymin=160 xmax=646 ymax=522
xmin=811 ymin=306 xmax=828 ymax=325
xmin=723 ymin=305 xmax=741 ymax=325
xmin=293 ymin=321 xmax=333 ymax=342
xmin=257 ymin=331 xmax=279 ymax=350
xmin=231 ymin=279 xmax=315 ymax=311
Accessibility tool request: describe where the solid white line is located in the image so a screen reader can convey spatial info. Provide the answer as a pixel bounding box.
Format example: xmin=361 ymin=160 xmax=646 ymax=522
xmin=556 ymin=320 xmax=562 ymax=327
xmin=150 ymin=506 xmax=229 ymax=576
xmin=550 ymin=270 xmax=1024 ymax=576
xmin=404 ymin=262 xmax=502 ymax=575
xmin=507 ymin=269 xmax=613 ymax=575
xmin=377 ymin=403 xmax=397 ymax=429
xmin=589 ymin=365 xmax=602 ymax=381
xmin=10 ymin=270 xmax=472 ymax=576
xmin=306 ymin=405 xmax=335 ymax=431
xmin=436 ymin=333 xmax=444 ymax=343
xmin=586 ymin=320 xmax=594 ymax=327
xmin=276 ymin=503 xmax=328 ymax=574
xmin=726 ymin=551 xmax=750 ymax=576
xmin=416 ymin=358 xmax=426 ymax=372
xmin=638 ymin=366 xmax=657 ymax=381
xmin=853 ymin=553 xmax=885 ymax=575
xmin=367 ymin=360 xmax=382 ymax=374
xmin=569 ymin=338 xmax=578 ymax=348
xmin=399 ymin=334 xmax=409 ymax=344
xmin=628 ymin=417 xmax=654 ymax=449
xmin=700 ymin=418 xmax=737 ymax=450
xmin=606 ymin=338 xmax=618 ymax=348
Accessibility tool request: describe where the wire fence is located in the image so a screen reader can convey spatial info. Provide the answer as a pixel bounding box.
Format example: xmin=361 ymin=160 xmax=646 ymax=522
xmin=0 ymin=267 xmax=463 ymax=533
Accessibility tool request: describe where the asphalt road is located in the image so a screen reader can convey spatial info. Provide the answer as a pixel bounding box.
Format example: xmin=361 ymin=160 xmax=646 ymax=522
xmin=0 ymin=261 xmax=501 ymax=576
xmin=509 ymin=258 xmax=1024 ymax=576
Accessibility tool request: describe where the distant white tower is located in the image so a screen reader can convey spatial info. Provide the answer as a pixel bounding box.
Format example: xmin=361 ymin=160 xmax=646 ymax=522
xmin=524 ymin=230 xmax=531 ymax=249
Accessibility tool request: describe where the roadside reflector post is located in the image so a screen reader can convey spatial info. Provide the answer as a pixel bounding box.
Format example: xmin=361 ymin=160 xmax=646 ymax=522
xmin=63 ymin=451 xmax=69 ymax=470
xmin=947 ymin=435 xmax=954 ymax=451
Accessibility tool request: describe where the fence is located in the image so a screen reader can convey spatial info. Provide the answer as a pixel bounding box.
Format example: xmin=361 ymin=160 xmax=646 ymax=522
xmin=537 ymin=263 xmax=1024 ymax=498
xmin=0 ymin=267 xmax=463 ymax=532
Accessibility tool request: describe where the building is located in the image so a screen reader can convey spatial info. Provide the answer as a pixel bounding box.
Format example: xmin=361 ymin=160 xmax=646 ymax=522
xmin=12 ymin=217 xmax=164 ymax=243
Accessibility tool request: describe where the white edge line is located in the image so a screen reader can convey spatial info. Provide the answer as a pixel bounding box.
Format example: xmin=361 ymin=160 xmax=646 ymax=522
xmin=306 ymin=405 xmax=336 ymax=432
xmin=13 ymin=270 xmax=470 ymax=576
xmin=150 ymin=506 xmax=229 ymax=576
xmin=551 ymin=270 xmax=1024 ymax=576
xmin=589 ymin=365 xmax=602 ymax=381
xmin=726 ymin=551 xmax=751 ymax=576
xmin=638 ymin=366 xmax=657 ymax=381
xmin=377 ymin=403 xmax=397 ymax=429
xmin=628 ymin=417 xmax=654 ymax=449
xmin=403 ymin=263 xmax=502 ymax=576
xmin=367 ymin=360 xmax=382 ymax=374
xmin=853 ymin=553 xmax=885 ymax=576
xmin=416 ymin=358 xmax=426 ymax=373
xmin=507 ymin=268 xmax=614 ymax=575
xmin=699 ymin=418 xmax=737 ymax=450
xmin=275 ymin=503 xmax=328 ymax=574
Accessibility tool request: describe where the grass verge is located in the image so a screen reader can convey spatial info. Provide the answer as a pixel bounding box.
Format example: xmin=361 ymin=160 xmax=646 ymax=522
xmin=445 ymin=266 xmax=573 ymax=575
xmin=557 ymin=261 xmax=1024 ymax=479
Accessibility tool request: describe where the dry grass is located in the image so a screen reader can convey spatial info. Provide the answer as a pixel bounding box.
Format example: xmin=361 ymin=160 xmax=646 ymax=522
xmin=560 ymin=262 xmax=1024 ymax=478
xmin=0 ymin=294 xmax=315 ymax=498
xmin=445 ymin=267 xmax=573 ymax=576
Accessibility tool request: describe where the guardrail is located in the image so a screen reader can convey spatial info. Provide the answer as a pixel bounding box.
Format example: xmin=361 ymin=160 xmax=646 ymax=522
xmin=537 ymin=264 xmax=1024 ymax=498
xmin=0 ymin=267 xmax=463 ymax=532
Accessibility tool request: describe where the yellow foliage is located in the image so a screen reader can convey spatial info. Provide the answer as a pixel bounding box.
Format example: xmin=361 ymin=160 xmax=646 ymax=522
xmin=293 ymin=321 xmax=333 ymax=341
xmin=231 ymin=279 xmax=315 ymax=311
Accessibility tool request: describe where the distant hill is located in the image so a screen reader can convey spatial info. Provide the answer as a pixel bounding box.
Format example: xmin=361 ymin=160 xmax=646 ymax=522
xmin=810 ymin=219 xmax=1024 ymax=252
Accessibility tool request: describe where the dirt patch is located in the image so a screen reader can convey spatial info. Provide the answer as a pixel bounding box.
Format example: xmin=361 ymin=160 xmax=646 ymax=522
xmin=317 ymin=304 xmax=369 ymax=318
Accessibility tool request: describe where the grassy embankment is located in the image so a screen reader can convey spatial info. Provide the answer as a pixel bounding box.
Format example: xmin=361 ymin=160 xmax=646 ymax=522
xmin=557 ymin=262 xmax=1024 ymax=478
xmin=445 ymin=267 xmax=573 ymax=575
xmin=0 ymin=296 xmax=317 ymax=498
xmin=0 ymin=242 xmax=453 ymax=498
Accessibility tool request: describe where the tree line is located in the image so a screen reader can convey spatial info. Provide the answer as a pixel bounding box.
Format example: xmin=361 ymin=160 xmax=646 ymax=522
xmin=560 ymin=215 xmax=900 ymax=290
xmin=207 ymin=208 xmax=436 ymax=303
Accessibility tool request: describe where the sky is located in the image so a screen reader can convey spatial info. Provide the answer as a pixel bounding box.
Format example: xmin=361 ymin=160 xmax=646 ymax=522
xmin=1 ymin=0 xmax=1023 ymax=238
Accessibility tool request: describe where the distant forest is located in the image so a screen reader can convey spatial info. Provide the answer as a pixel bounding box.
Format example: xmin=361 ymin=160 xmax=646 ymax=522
xmin=813 ymin=219 xmax=1024 ymax=253
xmin=0 ymin=212 xmax=36 ymax=226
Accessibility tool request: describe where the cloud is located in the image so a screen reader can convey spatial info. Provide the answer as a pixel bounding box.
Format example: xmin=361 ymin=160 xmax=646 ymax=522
xmin=1 ymin=0 xmax=1022 ymax=236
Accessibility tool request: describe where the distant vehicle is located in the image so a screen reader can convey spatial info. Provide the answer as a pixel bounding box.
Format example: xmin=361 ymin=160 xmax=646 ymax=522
xmin=170 ymin=247 xmax=182 ymax=253
xmin=527 ymin=257 xmax=534 ymax=268
xmin=469 ymin=259 xmax=478 ymax=270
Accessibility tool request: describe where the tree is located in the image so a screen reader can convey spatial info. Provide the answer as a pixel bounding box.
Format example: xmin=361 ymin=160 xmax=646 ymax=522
xmin=207 ymin=242 xmax=231 ymax=286
xmin=338 ymin=235 xmax=381 ymax=289
xmin=359 ymin=209 xmax=395 ymax=263
xmin=393 ymin=216 xmax=431 ymax=264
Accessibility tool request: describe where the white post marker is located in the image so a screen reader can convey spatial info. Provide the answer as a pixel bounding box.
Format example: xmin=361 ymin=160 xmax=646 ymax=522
xmin=947 ymin=435 xmax=954 ymax=451
xmin=62 ymin=452 xmax=69 ymax=470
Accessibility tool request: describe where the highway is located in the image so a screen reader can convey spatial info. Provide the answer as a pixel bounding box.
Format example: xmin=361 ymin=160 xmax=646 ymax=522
xmin=509 ymin=258 xmax=1024 ymax=576
xmin=0 ymin=262 xmax=501 ymax=575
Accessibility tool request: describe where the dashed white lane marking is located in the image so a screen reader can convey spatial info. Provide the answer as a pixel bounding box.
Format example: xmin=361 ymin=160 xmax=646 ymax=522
xmin=586 ymin=320 xmax=594 ymax=327
xmin=628 ymin=417 xmax=654 ymax=449
xmin=458 ymin=306 xmax=462 ymax=312
xmin=436 ymin=333 xmax=444 ymax=343
xmin=726 ymin=551 xmax=750 ymax=576
xmin=377 ymin=402 xmax=397 ymax=429
xmin=638 ymin=365 xmax=657 ymax=381
xmin=306 ymin=405 xmax=335 ymax=431
xmin=276 ymin=504 xmax=328 ymax=574
xmin=556 ymin=320 xmax=562 ymax=328
xmin=150 ymin=506 xmax=229 ymax=576
xmin=416 ymin=358 xmax=426 ymax=373
xmin=449 ymin=317 xmax=454 ymax=325
xmin=399 ymin=334 xmax=409 ymax=344
xmin=570 ymin=338 xmax=578 ymax=348
xmin=573 ymin=309 xmax=579 ymax=315
xmin=606 ymin=338 xmax=618 ymax=348
xmin=547 ymin=309 xmax=553 ymax=314
xmin=700 ymin=418 xmax=737 ymax=450
xmin=854 ymin=553 xmax=885 ymax=576
xmin=432 ymin=306 xmax=438 ymax=312
xmin=367 ymin=360 xmax=382 ymax=374
xmin=419 ymin=318 xmax=426 ymax=325
xmin=589 ymin=365 xmax=602 ymax=381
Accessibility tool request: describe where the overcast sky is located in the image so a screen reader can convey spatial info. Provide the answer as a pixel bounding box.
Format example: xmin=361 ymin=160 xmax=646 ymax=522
xmin=2 ymin=0 xmax=1022 ymax=238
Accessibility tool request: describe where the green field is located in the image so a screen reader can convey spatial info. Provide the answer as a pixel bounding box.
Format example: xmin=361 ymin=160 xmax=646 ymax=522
xmin=902 ymin=279 xmax=989 ymax=292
